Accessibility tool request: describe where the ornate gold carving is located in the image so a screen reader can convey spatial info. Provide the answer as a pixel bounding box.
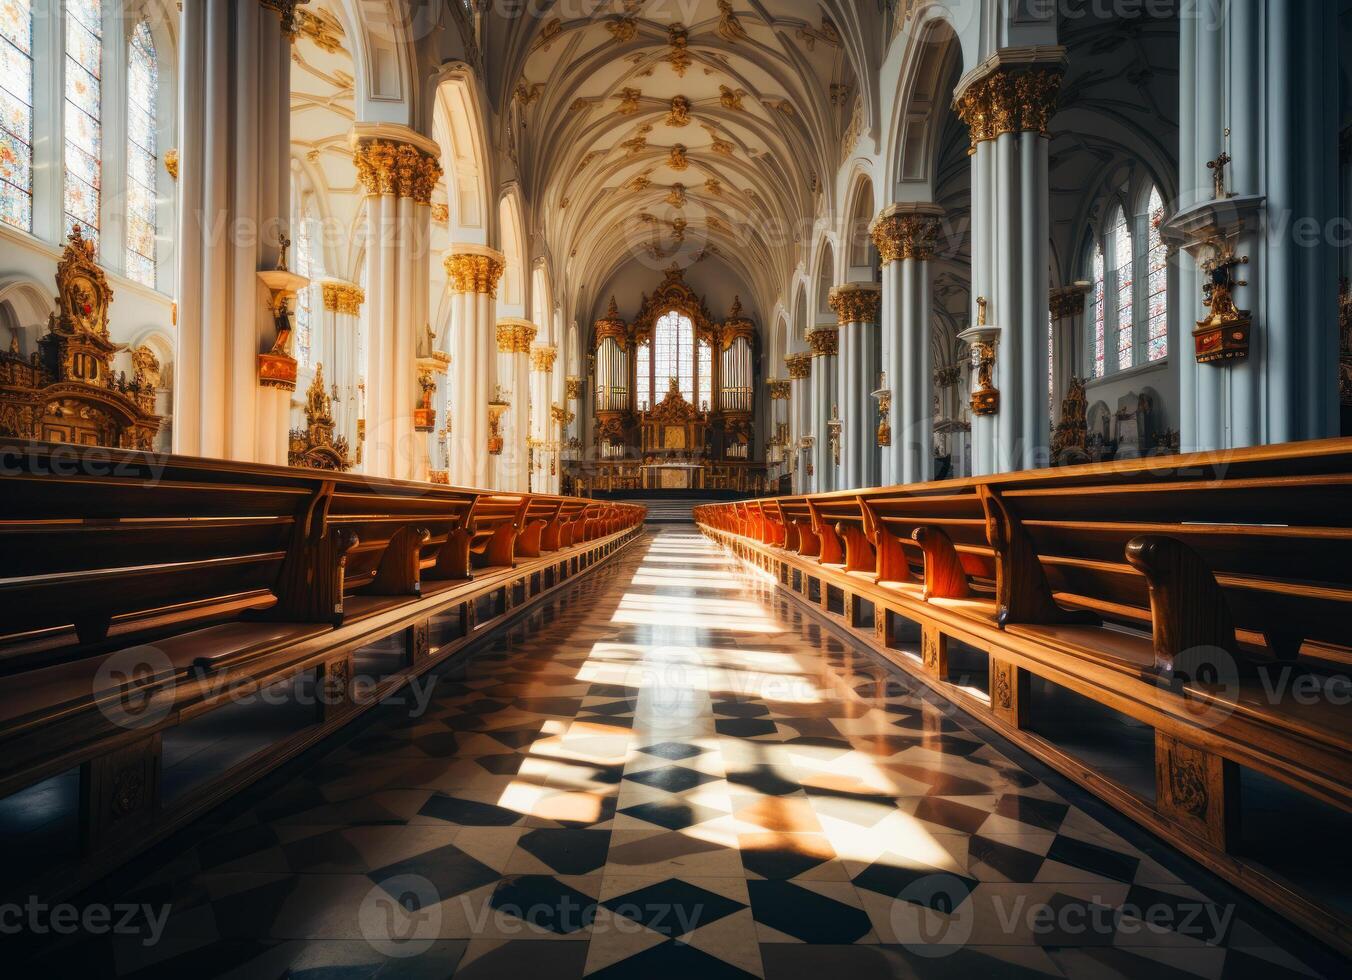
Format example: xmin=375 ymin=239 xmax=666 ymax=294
xmin=0 ymin=227 xmax=162 ymax=449
xmin=993 ymin=661 xmax=1014 ymax=711
xmin=667 ymin=96 xmax=692 ymax=128
xmin=785 ymin=353 xmax=812 ymax=380
xmin=620 ymin=133 xmax=649 ymax=157
xmin=260 ymin=0 xmax=305 ymax=37
xmin=530 ymin=18 xmax=562 ymax=53
xmin=565 ymin=375 xmax=583 ymax=400
xmin=163 ymin=148 xmax=178 ymax=181
xmin=487 ymin=389 xmax=510 ymax=455
xmin=431 ymin=202 xmax=449 ymax=224
xmin=531 ymin=345 xmax=558 ymax=372
xmin=444 ymin=253 xmax=505 ymax=297
xmin=322 ymin=282 xmax=364 ymax=314
xmin=295 ymin=6 xmax=345 ymax=53
xmin=768 ymin=379 xmax=791 ymax=400
xmin=1051 ymin=376 xmax=1088 ymax=466
xmin=806 ymin=328 xmax=838 ymax=357
xmin=966 ymin=304 xmax=1000 ymax=417
xmin=496 ymin=320 xmax=538 ymax=355
xmin=616 ymin=87 xmax=642 ymax=115
xmin=1195 ymin=245 xmax=1250 ymax=363
xmin=719 ymin=85 xmax=746 ymax=111
xmin=796 ymin=16 xmax=841 ymax=51
xmin=289 ymin=364 xmax=353 ymax=470
xmin=352 ymin=139 xmax=443 ymax=204
xmin=716 ymin=1 xmax=750 ymax=43
xmin=876 ymin=387 xmax=892 ymax=448
xmin=666 ymin=183 xmax=687 ymax=208
xmin=595 ymin=296 xmax=629 ymax=351
xmin=955 ymin=65 xmax=1063 ymax=149
xmin=668 ymin=144 xmax=689 ymax=170
xmin=828 ymin=285 xmax=881 ymax=326
xmin=668 ymin=23 xmax=691 ymax=77
xmin=871 ymin=211 xmax=943 ymax=263
xmin=1049 ymin=284 xmax=1090 ymax=320
xmin=514 ymin=81 xmax=544 ymax=110
xmin=607 ymin=15 xmax=638 ymax=44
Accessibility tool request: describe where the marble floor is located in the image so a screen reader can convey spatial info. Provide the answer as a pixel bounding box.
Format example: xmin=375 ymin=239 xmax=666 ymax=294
xmin=28 ymin=530 xmax=1338 ymax=978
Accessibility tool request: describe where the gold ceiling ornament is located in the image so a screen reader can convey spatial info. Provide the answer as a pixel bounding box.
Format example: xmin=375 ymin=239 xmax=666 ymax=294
xmin=955 ymin=64 xmax=1064 ymax=149
xmin=829 ymin=83 xmax=853 ymax=106
xmin=625 ymin=173 xmax=653 ymax=192
xmin=620 ymin=134 xmax=649 ymax=157
xmin=668 ymin=144 xmax=689 ymax=170
xmin=828 ymin=284 xmax=882 ymax=326
xmin=496 ymin=319 xmax=538 ymax=355
xmin=668 ymin=23 xmax=691 ymax=76
xmin=163 ymin=148 xmax=179 ymax=181
xmin=702 ymin=125 xmax=735 ymax=156
xmin=444 ymin=251 xmax=505 ymax=297
xmin=615 ymin=87 xmax=642 ymax=115
xmin=322 ymin=281 xmax=365 ymax=315
xmin=785 ymin=352 xmax=812 ymax=380
xmin=767 ymin=99 xmax=796 ymax=118
xmin=514 ymin=81 xmax=544 ymax=109
xmin=352 ymin=139 xmax=443 ymax=204
xmin=569 ymin=97 xmax=591 ymax=114
xmin=295 ymin=7 xmax=345 ymax=54
xmin=289 ymin=363 xmax=353 ymax=471
xmin=530 ymin=18 xmax=562 ymax=53
xmin=431 ymin=202 xmax=449 ymax=224
xmin=530 ymin=344 xmax=558 ymax=372
xmin=666 ymin=183 xmax=687 ymax=208
xmin=720 ymin=85 xmax=747 ymax=111
xmin=796 ymin=16 xmax=841 ymax=51
xmin=704 ymin=177 xmax=723 ymax=196
xmin=806 ymin=327 xmax=839 ymax=357
xmin=717 ymin=2 xmax=751 ymax=44
xmin=607 ymin=15 xmax=638 ymax=44
xmin=841 ymin=94 xmax=864 ymax=160
xmin=666 ymin=95 xmax=692 ymax=127
xmin=0 ymin=226 xmax=161 ymax=450
xmin=871 ymin=206 xmax=945 ymax=263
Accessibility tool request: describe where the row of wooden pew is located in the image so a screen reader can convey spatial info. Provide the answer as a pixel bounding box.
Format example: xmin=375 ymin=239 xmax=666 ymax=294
xmin=696 ymin=438 xmax=1352 ymax=954
xmin=0 ymin=439 xmax=646 ymax=899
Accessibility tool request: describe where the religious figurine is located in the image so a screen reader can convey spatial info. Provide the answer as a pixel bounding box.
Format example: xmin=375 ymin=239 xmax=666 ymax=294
xmin=1207 ymin=143 xmax=1232 ymax=200
xmin=277 ymin=234 xmax=291 ymax=273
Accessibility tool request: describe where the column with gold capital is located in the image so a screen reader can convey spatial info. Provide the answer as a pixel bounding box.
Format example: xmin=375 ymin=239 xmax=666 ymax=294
xmin=445 ymin=246 xmax=505 ymax=489
xmin=496 ymin=318 xmax=537 ymax=492
xmin=174 ymin=0 xmax=297 ymax=462
xmin=805 ymin=324 xmax=839 ymax=492
xmin=351 ymin=123 xmax=442 ymax=480
xmin=829 ymin=283 xmax=881 ymax=491
xmin=786 ymin=353 xmax=812 ymax=494
xmin=873 ymin=204 xmax=944 ymax=485
xmin=530 ymin=343 xmax=558 ymax=493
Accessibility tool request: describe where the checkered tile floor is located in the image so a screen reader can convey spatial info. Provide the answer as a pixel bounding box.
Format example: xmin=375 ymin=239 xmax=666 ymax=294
xmin=28 ymin=531 xmax=1336 ymax=978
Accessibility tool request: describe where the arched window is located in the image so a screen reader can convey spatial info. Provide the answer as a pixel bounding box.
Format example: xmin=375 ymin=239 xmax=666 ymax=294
xmin=64 ymin=0 xmax=103 ymax=245
xmin=1112 ymin=207 xmax=1134 ymax=370
xmin=1091 ymin=244 xmax=1106 ymax=379
xmin=653 ymin=310 xmax=695 ymax=403
xmin=125 ymin=20 xmax=157 ymax=287
xmin=0 ymin=0 xmax=34 ymax=231
xmin=1145 ymin=187 xmax=1169 ymax=362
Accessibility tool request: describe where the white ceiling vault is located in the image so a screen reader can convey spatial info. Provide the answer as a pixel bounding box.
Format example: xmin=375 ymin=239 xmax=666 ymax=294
xmin=481 ymin=1 xmax=882 ymax=329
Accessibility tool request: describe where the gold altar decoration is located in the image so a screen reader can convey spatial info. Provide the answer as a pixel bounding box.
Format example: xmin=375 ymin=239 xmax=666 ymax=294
xmin=445 ymin=252 xmax=505 ymax=297
xmin=630 ymin=265 xmax=717 ymax=346
xmin=0 ymin=227 xmax=162 ymax=449
xmin=352 ymin=139 xmax=442 ymax=204
xmin=288 ymin=364 xmax=352 ymax=471
xmin=786 ymin=353 xmax=812 ymax=380
xmin=164 ymin=148 xmax=178 ymax=181
xmin=322 ymin=282 xmax=364 ymax=315
xmin=497 ymin=320 xmax=537 ymax=355
xmin=768 ymin=379 xmax=791 ymax=401
xmin=487 ymin=388 xmax=510 ymax=455
xmin=955 ymin=62 xmax=1064 ymax=150
xmin=806 ymin=327 xmax=839 ymax=357
xmin=828 ymin=284 xmax=882 ymax=326
xmin=966 ymin=297 xmax=1000 ymax=417
xmin=257 ymin=248 xmax=309 ymax=392
xmin=531 ymin=345 xmax=558 ymax=372
xmin=414 ymin=368 xmax=436 ymax=432
xmin=871 ymin=207 xmax=943 ymax=263
xmin=1195 ymin=244 xmax=1250 ymax=364
xmin=565 ymin=375 xmax=583 ymax=399
xmin=1051 ymin=376 xmax=1089 ymax=467
xmin=875 ymin=384 xmax=892 ymax=448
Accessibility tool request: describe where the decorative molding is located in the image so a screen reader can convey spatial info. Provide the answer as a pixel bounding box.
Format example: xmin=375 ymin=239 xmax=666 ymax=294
xmin=806 ymin=327 xmax=839 ymax=358
xmin=871 ymin=204 xmax=945 ymax=263
xmin=531 ymin=345 xmax=558 ymax=372
xmin=350 ymin=128 xmax=443 ymax=204
xmin=497 ymin=319 xmax=538 ymax=355
xmin=827 ymin=283 xmax=882 ymax=326
xmin=321 ymin=281 xmax=364 ymax=315
xmin=955 ymin=61 xmax=1064 ymax=149
xmin=785 ymin=353 xmax=812 ymax=380
xmin=444 ymin=246 xmax=506 ymax=296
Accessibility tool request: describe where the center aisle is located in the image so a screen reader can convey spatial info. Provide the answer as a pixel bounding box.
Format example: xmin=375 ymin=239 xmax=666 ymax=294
xmin=44 ymin=530 xmax=1325 ymax=979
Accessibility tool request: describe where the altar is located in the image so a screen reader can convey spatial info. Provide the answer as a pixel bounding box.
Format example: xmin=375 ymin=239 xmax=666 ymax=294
xmin=642 ymin=463 xmax=706 ymax=490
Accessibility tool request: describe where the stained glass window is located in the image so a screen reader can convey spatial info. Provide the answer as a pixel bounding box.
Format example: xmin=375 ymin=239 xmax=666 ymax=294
xmin=1092 ymin=245 xmax=1106 ymax=379
xmin=653 ymin=310 xmax=694 ymax=403
xmin=1146 ymin=187 xmax=1169 ymax=362
xmin=125 ymin=20 xmax=157 ymax=286
xmin=635 ymin=341 xmax=651 ymax=410
xmin=0 ymin=0 xmax=33 ymax=230
xmin=1112 ymin=208 xmax=1134 ymax=371
xmin=293 ymin=214 xmax=314 ymax=368
xmin=64 ymin=0 xmax=102 ymax=246
xmin=697 ymin=338 xmax=712 ymax=411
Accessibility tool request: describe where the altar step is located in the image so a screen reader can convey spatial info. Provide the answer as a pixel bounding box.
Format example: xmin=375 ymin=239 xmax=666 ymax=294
xmin=619 ymin=498 xmax=725 ymax=524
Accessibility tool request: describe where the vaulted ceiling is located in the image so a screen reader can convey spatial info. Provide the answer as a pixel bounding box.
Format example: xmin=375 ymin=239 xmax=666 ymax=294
xmin=483 ymin=1 xmax=875 ymax=323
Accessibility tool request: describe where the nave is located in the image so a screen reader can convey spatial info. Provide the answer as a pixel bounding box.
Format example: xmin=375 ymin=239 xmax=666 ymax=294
xmin=24 ymin=530 xmax=1331 ymax=979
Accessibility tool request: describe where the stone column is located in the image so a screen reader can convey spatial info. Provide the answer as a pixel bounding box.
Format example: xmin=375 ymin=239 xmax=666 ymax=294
xmin=173 ymin=0 xmax=296 ymax=462
xmin=530 ymin=343 xmax=558 ymax=493
xmin=828 ymin=284 xmax=882 ymax=490
xmin=350 ymin=124 xmax=441 ymax=481
xmin=320 ymin=280 xmax=365 ymax=448
xmin=444 ymin=247 xmax=505 ymax=489
xmin=496 ymin=318 xmax=536 ymax=492
xmin=956 ymin=57 xmax=1062 ymax=474
xmin=1167 ymin=0 xmax=1340 ymax=451
xmin=806 ymin=326 xmax=838 ymax=492
xmin=873 ymin=205 xmax=944 ymax=485
xmin=786 ymin=353 xmax=812 ymax=494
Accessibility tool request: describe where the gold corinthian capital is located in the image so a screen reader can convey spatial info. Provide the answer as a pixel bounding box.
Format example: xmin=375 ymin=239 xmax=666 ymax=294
xmin=828 ymin=284 xmax=882 ymax=327
xmin=497 ymin=319 xmax=538 ymax=354
xmin=871 ymin=204 xmax=945 ymax=264
xmin=322 ymin=282 xmax=365 ymax=315
xmin=954 ymin=60 xmax=1064 ymax=150
xmin=445 ymin=249 xmax=506 ymax=297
